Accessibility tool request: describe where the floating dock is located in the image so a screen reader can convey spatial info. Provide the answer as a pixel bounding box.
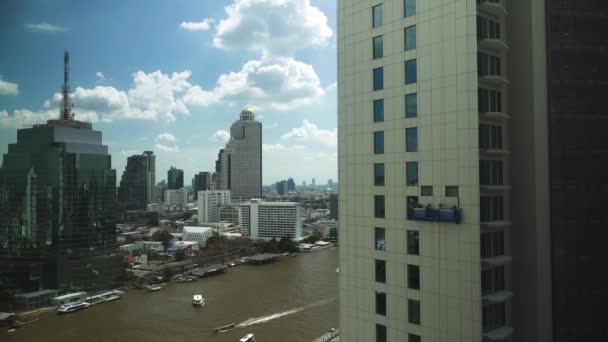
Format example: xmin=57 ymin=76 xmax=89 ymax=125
xmin=247 ymin=253 xmax=281 ymax=265
xmin=192 ymin=264 xmax=228 ymax=278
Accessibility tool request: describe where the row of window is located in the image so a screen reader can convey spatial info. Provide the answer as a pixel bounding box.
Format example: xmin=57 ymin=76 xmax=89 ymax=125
xmin=481 ymin=266 xmax=505 ymax=295
xmin=372 ymin=128 xmax=418 ymax=156
xmin=478 ymin=88 xmax=503 ymax=113
xmin=376 ymin=324 xmax=421 ymax=342
xmin=374 ymin=227 xmax=419 ymax=254
xmin=373 ymin=60 xmax=417 ymax=91
xmin=479 ymin=124 xmax=503 ymax=149
xmin=480 ymin=159 xmax=504 ymax=185
xmin=373 ymin=162 xmax=416 ymax=186
xmin=375 ymin=260 xmax=419 ymax=289
xmin=375 ymin=191 xmax=460 ymax=219
xmin=375 ymin=293 xmax=421 ymax=322
xmin=373 ymin=94 xmax=418 ymax=122
xmin=373 ymin=26 xmax=417 ymax=59
xmin=480 ymin=231 xmax=505 ymax=258
xmin=478 ymin=52 xmax=502 ymax=76
xmin=477 ymin=16 xmax=501 ymax=40
xmin=372 ymin=0 xmax=417 ymax=29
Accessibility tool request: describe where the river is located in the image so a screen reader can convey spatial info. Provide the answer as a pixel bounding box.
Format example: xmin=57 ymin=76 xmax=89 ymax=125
xmin=2 ymin=248 xmax=339 ymax=342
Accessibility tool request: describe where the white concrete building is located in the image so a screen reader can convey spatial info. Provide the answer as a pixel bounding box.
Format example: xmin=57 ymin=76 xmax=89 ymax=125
xmin=219 ymin=199 xmax=301 ymax=240
xmin=164 ymin=188 xmax=188 ymax=207
xmin=182 ymin=226 xmax=213 ymax=248
xmin=197 ymin=190 xmax=231 ymax=223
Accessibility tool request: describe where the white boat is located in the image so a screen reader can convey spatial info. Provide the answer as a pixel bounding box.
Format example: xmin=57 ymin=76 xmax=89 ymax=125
xmin=57 ymin=301 xmax=90 ymax=314
xmin=146 ymin=285 xmax=164 ymax=292
xmin=192 ymin=294 xmax=205 ymax=306
xmin=239 ymin=333 xmax=255 ymax=342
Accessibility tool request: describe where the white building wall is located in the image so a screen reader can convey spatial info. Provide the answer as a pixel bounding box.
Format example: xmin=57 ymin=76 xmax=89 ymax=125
xmin=197 ymin=190 xmax=231 ymax=223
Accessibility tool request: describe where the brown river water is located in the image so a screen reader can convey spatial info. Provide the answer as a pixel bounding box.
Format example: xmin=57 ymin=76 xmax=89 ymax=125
xmin=2 ymin=248 xmax=339 ymax=342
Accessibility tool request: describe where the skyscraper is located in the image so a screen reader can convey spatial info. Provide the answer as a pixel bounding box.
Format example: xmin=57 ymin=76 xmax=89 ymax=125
xmin=193 ymin=171 xmax=212 ymax=199
xmin=287 ymin=178 xmax=296 ymax=192
xmin=338 ymin=1 xmax=607 ymax=341
xmin=117 ymin=151 xmax=155 ymax=210
xmin=0 ymin=51 xmax=122 ymax=293
xmin=167 ymin=166 xmax=184 ymax=190
xmin=214 ymin=108 xmax=262 ymax=201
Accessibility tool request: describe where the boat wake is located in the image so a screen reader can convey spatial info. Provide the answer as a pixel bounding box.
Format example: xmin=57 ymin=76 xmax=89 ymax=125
xmin=235 ymin=298 xmax=336 ymax=328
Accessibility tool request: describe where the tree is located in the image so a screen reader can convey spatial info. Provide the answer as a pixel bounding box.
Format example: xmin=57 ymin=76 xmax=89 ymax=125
xmin=152 ymin=229 xmax=173 ymax=251
xmin=278 ymin=237 xmax=299 ymax=253
xmin=261 ymin=238 xmax=280 ymax=254
xmin=162 ymin=267 xmax=174 ymax=280
xmin=303 ymin=229 xmax=323 ymax=244
xmin=175 ymin=249 xmax=186 ymax=262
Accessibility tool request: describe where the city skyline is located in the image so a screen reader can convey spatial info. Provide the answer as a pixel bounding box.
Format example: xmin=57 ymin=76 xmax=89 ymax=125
xmin=0 ymin=0 xmax=338 ymax=184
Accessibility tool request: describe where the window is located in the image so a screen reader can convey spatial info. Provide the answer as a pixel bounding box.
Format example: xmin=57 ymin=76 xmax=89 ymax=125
xmin=408 ymin=334 xmax=421 ymax=342
xmin=373 ymin=36 xmax=384 ymax=59
xmin=481 ymin=266 xmax=505 ymax=295
xmin=375 ymin=259 xmax=386 ymax=283
xmin=404 ymin=0 xmax=416 ymax=17
xmin=408 ymin=299 xmax=421 ymax=324
xmin=405 ymin=93 xmax=417 ymax=117
xmin=407 ymin=264 xmax=420 ymax=290
xmin=480 ymin=160 xmax=504 ymax=185
xmin=406 ymin=162 xmax=418 ymax=186
xmin=406 ymin=127 xmax=418 ymax=152
xmin=445 ymin=186 xmax=459 ymax=197
xmin=374 ymin=99 xmax=384 ymax=122
xmin=374 ymin=163 xmax=385 ymax=186
xmin=374 ymin=131 xmax=384 ymax=154
xmin=480 ymin=231 xmax=504 ymax=258
xmin=405 ymin=59 xmax=417 ymax=84
xmin=376 ymin=323 xmax=387 ymax=342
xmin=373 ymin=4 xmax=383 ymax=28
xmin=407 ymin=230 xmax=419 ymax=255
xmin=479 ymin=124 xmax=503 ymax=149
xmin=478 ymin=88 xmax=502 ymax=112
xmin=482 ymin=303 xmax=505 ymax=332
xmin=405 ymin=26 xmax=416 ymax=50
xmin=477 ymin=16 xmax=500 ymax=40
xmin=407 ymin=196 xmax=419 ymax=209
xmin=375 ymin=227 xmax=386 ymax=251
xmin=376 ymin=292 xmax=387 ymax=316
xmin=421 ymin=186 xmax=433 ymax=196
xmin=373 ymin=67 xmax=384 ymax=91
xmin=480 ymin=196 xmax=504 ymax=221
xmin=375 ymin=195 xmax=386 ymax=218
xmin=478 ymin=52 xmax=502 ymax=76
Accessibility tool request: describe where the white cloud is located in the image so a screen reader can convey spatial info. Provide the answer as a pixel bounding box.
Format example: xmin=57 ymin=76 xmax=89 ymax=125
xmin=209 ymin=130 xmax=230 ymax=142
xmin=0 ymin=109 xmax=54 ymax=128
xmin=184 ymin=55 xmax=324 ymax=111
xmin=0 ymin=78 xmax=19 ymax=96
xmin=325 ymin=81 xmax=337 ymax=92
xmin=96 ymin=72 xmax=105 ymax=80
xmin=281 ymin=120 xmax=337 ymax=147
xmin=262 ymin=143 xmax=305 ymax=152
xmin=155 ymin=144 xmax=180 ymax=153
xmin=180 ymin=18 xmax=215 ymax=31
xmin=121 ymin=149 xmax=139 ymax=156
xmin=155 ymin=133 xmax=177 ymax=142
xmin=25 ymin=22 xmax=67 ymax=33
xmin=213 ymin=0 xmax=332 ymax=54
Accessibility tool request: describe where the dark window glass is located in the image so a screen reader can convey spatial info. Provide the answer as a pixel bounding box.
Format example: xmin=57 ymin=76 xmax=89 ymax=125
xmin=374 ymin=131 xmax=384 ymax=154
xmin=373 ymin=35 xmax=384 ymax=59
xmin=477 ymin=16 xmax=500 ymax=40
xmin=375 ymin=227 xmax=386 ymax=251
xmin=405 ymin=26 xmax=416 ymax=50
xmin=445 ymin=186 xmax=459 ymax=197
xmin=482 ymin=303 xmax=506 ymax=332
xmin=373 ymin=67 xmax=384 ymax=91
xmin=408 ymin=264 xmax=420 ymax=289
xmin=421 ymin=186 xmax=433 ymax=196
xmin=478 ymin=52 xmax=502 ymax=76
xmin=408 ymin=299 xmax=421 ymax=324
xmin=376 ymin=292 xmax=387 ymax=316
xmin=404 ymin=0 xmax=416 ymax=17
xmin=407 ymin=196 xmax=419 ymax=209
xmin=374 ymin=163 xmax=385 ymax=186
xmin=373 ymin=4 xmax=383 ymax=28
xmin=406 ymin=162 xmax=418 ymax=186
xmin=480 ymin=160 xmax=503 ymax=185
xmin=480 ymin=231 xmax=504 ymax=258
xmin=405 ymin=59 xmax=417 ymax=84
xmin=374 ymin=99 xmax=384 ymax=122
xmin=478 ymin=88 xmax=502 ymax=112
xmin=408 ymin=334 xmax=421 ymax=342
xmin=375 ymin=259 xmax=386 ymax=283
xmin=480 ymin=196 xmax=504 ymax=221
xmin=407 ymin=230 xmax=419 ymax=255
xmin=376 ymin=323 xmax=387 ymax=342
xmin=479 ymin=124 xmax=503 ymax=149
xmin=406 ymin=93 xmax=417 ymax=117
xmin=375 ymin=195 xmax=385 ymax=218
xmin=406 ymin=127 xmax=418 ymax=152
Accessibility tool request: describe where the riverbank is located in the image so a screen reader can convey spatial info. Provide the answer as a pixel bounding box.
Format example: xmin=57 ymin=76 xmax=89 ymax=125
xmin=1 ymin=248 xmax=339 ymax=342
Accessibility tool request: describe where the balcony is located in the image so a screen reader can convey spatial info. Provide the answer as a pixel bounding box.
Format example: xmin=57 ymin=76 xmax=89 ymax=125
xmin=477 ymin=0 xmax=508 ymax=17
xmin=480 ymin=184 xmax=512 ymax=191
xmin=480 ymin=220 xmax=512 ymax=228
xmin=480 ymin=111 xmax=511 ymax=121
xmin=481 ymin=255 xmax=512 ymax=268
xmin=478 ymin=38 xmax=509 ymax=51
xmin=407 ymin=207 xmax=463 ymax=224
xmin=482 ymin=290 xmax=513 ymax=305
xmin=479 ymin=74 xmax=510 ymax=86
xmin=479 ymin=148 xmax=511 ymax=156
xmin=483 ymin=326 xmax=514 ymax=341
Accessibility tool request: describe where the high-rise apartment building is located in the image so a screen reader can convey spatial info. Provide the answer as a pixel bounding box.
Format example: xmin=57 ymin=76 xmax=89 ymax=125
xmin=117 ymin=151 xmax=155 ymax=210
xmin=338 ymin=1 xmax=608 ymax=341
xmin=192 ymin=171 xmax=212 ymax=199
xmin=197 ymin=190 xmax=231 ymax=223
xmin=164 ymin=188 xmax=188 ymax=207
xmin=167 ymin=166 xmax=184 ymax=190
xmin=0 ymin=52 xmax=121 ymax=293
xmin=214 ymin=109 xmax=262 ymax=201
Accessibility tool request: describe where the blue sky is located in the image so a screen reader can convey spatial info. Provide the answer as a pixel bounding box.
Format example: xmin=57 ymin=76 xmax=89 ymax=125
xmin=0 ymin=0 xmax=337 ymax=185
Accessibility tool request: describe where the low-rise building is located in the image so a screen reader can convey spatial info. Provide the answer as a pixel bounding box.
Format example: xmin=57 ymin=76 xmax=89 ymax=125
xmin=182 ymin=226 xmax=213 ymax=248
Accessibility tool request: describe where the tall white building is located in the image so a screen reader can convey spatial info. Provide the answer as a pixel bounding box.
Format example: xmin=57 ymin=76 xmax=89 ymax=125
xmin=219 ymin=199 xmax=301 ymax=240
xmin=164 ymin=188 xmax=188 ymax=207
xmin=197 ymin=190 xmax=231 ymax=223
xmin=215 ymin=108 xmax=262 ymax=201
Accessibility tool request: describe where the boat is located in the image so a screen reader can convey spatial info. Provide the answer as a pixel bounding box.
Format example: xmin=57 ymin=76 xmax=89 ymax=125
xmin=57 ymin=301 xmax=90 ymax=314
xmin=213 ymin=322 xmax=235 ymax=333
xmin=192 ymin=294 xmax=205 ymax=306
xmin=239 ymin=333 xmax=255 ymax=342
xmin=146 ymin=285 xmax=164 ymax=292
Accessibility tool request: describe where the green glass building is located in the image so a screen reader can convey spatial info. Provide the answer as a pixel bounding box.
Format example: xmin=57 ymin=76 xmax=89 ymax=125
xmin=0 ymin=119 xmax=122 ymax=292
xmin=167 ymin=166 xmax=184 ymax=190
